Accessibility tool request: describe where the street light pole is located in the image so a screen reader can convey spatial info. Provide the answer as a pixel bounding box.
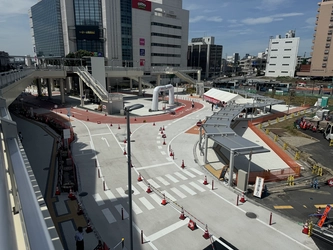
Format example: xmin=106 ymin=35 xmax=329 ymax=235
xmin=125 ymin=104 xmax=144 ymax=250
xmin=246 ymin=151 xmax=252 ymax=193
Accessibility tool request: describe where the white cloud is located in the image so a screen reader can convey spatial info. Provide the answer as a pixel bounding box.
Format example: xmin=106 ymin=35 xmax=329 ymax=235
xmin=257 ymin=0 xmax=288 ymax=11
xmin=185 ymin=3 xmax=202 ymax=11
xmin=0 ymin=0 xmax=36 ymax=16
xmin=241 ymin=12 xmax=303 ymax=25
xmin=190 ymin=15 xmax=223 ymax=23
xmin=302 ymin=17 xmax=316 ymax=29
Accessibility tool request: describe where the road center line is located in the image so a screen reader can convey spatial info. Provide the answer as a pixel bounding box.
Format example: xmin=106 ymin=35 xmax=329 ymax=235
xmin=147 ymin=219 xmax=188 ymax=242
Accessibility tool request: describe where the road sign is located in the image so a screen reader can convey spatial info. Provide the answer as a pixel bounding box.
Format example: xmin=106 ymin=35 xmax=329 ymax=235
xmin=328 ymin=178 xmax=333 ymax=187
xmin=196 ymin=121 xmax=202 ymax=127
xmin=318 ymin=205 xmax=331 ymax=227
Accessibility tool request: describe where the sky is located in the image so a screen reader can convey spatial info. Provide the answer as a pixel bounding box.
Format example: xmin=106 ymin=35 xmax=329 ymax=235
xmin=0 ymin=0 xmax=318 ymax=58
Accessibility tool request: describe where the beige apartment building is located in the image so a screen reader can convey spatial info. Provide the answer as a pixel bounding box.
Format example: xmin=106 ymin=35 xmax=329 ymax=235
xmin=309 ymin=0 xmax=333 ymax=77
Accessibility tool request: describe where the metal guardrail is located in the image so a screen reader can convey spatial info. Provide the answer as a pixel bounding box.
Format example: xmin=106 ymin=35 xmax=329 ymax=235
xmin=0 ymin=69 xmax=34 ymax=88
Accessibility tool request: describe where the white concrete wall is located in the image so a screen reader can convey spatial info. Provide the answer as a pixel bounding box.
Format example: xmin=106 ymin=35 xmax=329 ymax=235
xmin=60 ymin=0 xmax=76 ymax=55
xmin=265 ymin=37 xmax=300 ymax=77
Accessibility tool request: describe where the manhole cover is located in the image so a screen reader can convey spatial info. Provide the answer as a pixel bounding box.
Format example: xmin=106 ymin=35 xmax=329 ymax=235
xmin=79 ymin=192 xmax=88 ymax=197
xmin=43 ymin=167 xmax=49 ymax=170
xmin=125 ymin=190 xmax=134 ymax=195
xmin=246 ymin=212 xmax=257 ymax=219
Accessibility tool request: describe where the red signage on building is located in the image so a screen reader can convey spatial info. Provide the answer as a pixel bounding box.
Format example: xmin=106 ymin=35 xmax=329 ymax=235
xmin=132 ymin=0 xmax=151 ymax=12
xmin=140 ymin=59 xmax=145 ymax=66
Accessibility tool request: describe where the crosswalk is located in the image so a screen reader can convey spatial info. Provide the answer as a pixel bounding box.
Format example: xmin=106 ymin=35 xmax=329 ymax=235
xmin=91 ymin=168 xmax=210 ymax=224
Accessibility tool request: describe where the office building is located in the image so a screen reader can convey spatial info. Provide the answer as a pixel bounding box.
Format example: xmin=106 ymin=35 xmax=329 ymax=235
xmin=0 ymin=51 xmax=10 ymax=72
xmin=265 ymin=30 xmax=299 ymax=77
xmin=187 ymin=36 xmax=223 ymax=79
xmin=30 ymin=0 xmax=189 ymax=69
xmin=310 ymin=0 xmax=333 ymax=76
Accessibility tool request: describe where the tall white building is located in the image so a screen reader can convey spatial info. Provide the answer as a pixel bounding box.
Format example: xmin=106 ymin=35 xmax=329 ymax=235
xmin=30 ymin=0 xmax=189 ymax=70
xmin=265 ymin=30 xmax=300 ymax=77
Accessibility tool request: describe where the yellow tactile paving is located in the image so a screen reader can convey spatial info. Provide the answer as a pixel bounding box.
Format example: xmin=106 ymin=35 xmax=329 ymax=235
xmin=204 ymin=164 xmax=223 ymax=179
xmin=314 ymin=204 xmax=333 ymax=209
xmin=273 ymin=205 xmax=294 ymax=209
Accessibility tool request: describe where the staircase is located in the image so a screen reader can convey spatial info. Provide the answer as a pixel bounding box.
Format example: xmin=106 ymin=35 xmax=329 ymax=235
xmin=129 ymin=76 xmax=154 ymax=88
xmin=175 ymin=71 xmax=197 ymax=85
xmin=75 ymin=67 xmax=109 ymax=102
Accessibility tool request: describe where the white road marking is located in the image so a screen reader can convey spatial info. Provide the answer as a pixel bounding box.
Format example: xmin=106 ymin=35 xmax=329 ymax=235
xmin=101 ymin=208 xmax=116 ymax=224
xmin=156 ymin=136 xmax=160 ymax=139
xmin=116 ymin=187 xmax=127 ymax=198
xmin=158 ymin=146 xmax=162 ymax=149
xmin=115 ymin=204 xmax=129 ymax=219
xmin=174 ymin=172 xmax=187 ymax=180
xmin=136 ymin=162 xmax=174 ymax=170
xmin=166 ymin=157 xmax=173 ymax=162
xmin=182 ymin=169 xmax=196 ymax=178
xmin=132 ymin=201 xmax=143 ymax=214
xmin=148 ymin=219 xmax=188 ymax=242
xmin=165 ymin=174 xmax=179 ymax=183
xmin=91 ymin=132 xmax=112 ymax=137
xmin=150 ymin=193 xmax=163 ymax=206
xmin=162 ymin=190 xmax=177 ymax=201
xmin=189 ymin=182 xmax=206 ymax=192
xmin=92 ymin=194 xmax=105 ymax=206
xmin=137 ymin=181 xmax=147 ymax=191
xmin=188 ymin=168 xmax=204 ymax=175
xmin=170 ymin=187 xmax=187 ymax=199
xmin=104 ymin=190 xmax=117 ymax=202
xmin=139 ymin=197 xmax=154 ymax=210
xmin=161 ymin=151 xmax=166 ymax=155
xmin=180 ymin=185 xmax=197 ymax=195
xmin=156 ymin=176 xmax=170 ymax=186
xmin=157 ymin=141 xmax=160 ymax=144
xmin=127 ymin=185 xmax=140 ymax=195
xmin=146 ymin=179 xmax=161 ymax=188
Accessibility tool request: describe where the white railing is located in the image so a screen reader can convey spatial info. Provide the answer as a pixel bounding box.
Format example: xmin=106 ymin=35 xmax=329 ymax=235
xmin=175 ymin=71 xmax=198 ymax=85
xmin=0 ymin=69 xmax=34 ymax=88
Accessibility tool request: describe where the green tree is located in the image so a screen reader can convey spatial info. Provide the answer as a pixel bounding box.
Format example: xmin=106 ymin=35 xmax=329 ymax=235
xmin=65 ymin=50 xmax=93 ymax=66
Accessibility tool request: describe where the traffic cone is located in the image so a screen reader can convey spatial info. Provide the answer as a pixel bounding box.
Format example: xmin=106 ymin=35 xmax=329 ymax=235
xmin=86 ymin=220 xmax=93 ymax=233
xmin=68 ymin=189 xmax=76 ymax=200
xmin=86 ymin=109 xmax=88 ymax=112
xmin=55 ymin=186 xmax=61 ymax=195
xmin=239 ymin=192 xmax=246 ymax=203
xmin=123 ymin=148 xmax=127 ymax=155
xmin=203 ymin=176 xmax=208 ymax=185
xmin=181 ymin=160 xmax=185 ymax=169
xmin=146 ymin=183 xmax=152 ymax=193
xmin=87 ymin=116 xmax=89 ymax=121
xmin=161 ymin=130 xmax=164 ymax=134
xmin=161 ymin=194 xmax=167 ymax=205
xmin=170 ymin=151 xmax=174 ymax=157
xmin=137 ymin=173 xmax=143 ymax=182
xmin=302 ymin=222 xmax=309 ymax=234
xmin=110 ymin=123 xmax=113 ymax=126
xmin=118 ymin=124 xmax=120 ymax=129
xmin=163 ymin=126 xmax=165 ymax=131
xmin=163 ymin=139 xmax=166 ymax=145
xmin=134 ymin=117 xmax=137 ymax=121
xmin=188 ymin=219 xmax=197 ymax=231
xmin=105 ymin=113 xmax=107 ymax=116
xmin=153 ymin=122 xmax=155 ymax=126
xmin=179 ymin=207 xmax=186 ymax=220
xmin=203 ymin=225 xmax=210 ymax=239
xmin=77 ymin=203 xmax=83 ymax=215
xmin=124 ymin=138 xmax=127 ymax=143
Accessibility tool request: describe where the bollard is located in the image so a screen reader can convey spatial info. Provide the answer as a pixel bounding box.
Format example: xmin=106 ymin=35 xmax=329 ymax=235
xmin=269 ymin=212 xmax=272 ymax=225
xmin=121 ymin=208 xmax=124 ymax=220
xmin=141 ymin=230 xmax=144 ymax=244
xmin=236 ymin=195 xmax=239 ymax=206
xmin=173 ymin=152 xmax=175 ymax=160
xmin=95 ymin=159 xmax=97 ymax=168
xmin=103 ymin=181 xmax=106 ymax=191
xmin=212 ymin=180 xmax=214 ymax=190
xmin=98 ymin=168 xmax=100 ymax=178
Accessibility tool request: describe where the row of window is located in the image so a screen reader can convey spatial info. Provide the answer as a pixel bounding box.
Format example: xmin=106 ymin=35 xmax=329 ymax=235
xmin=269 ymin=64 xmax=290 ymax=66
xmin=271 ymin=41 xmax=293 ymax=44
xmin=152 ymin=63 xmax=180 ymax=67
xmin=268 ymin=71 xmax=289 ymax=73
xmin=271 ymin=48 xmax=292 ymax=51
xmin=151 ymin=53 xmax=180 ymax=57
xmin=151 ymin=22 xmax=182 ymax=29
xmin=151 ymin=43 xmax=181 ymax=48
xmin=270 ymin=56 xmax=291 ymax=59
xmin=151 ymin=32 xmax=181 ymax=39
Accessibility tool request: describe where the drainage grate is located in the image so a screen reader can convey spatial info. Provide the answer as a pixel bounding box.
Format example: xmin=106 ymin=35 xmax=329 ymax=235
xmin=246 ymin=212 xmax=257 ymax=219
xmin=125 ymin=190 xmax=134 ymax=195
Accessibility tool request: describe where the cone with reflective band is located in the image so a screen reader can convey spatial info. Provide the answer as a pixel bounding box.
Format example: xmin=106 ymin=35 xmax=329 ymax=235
xmin=55 ymin=186 xmax=61 ymax=195
xmin=137 ymin=173 xmax=142 ymax=182
xmin=118 ymin=124 xmax=120 ymax=129
xmin=179 ymin=207 xmax=185 ymax=220
xmin=188 ymin=219 xmax=197 ymax=231
xmin=203 ymin=225 xmax=210 ymax=239
xmin=239 ymin=192 xmax=246 ymax=203
xmin=161 ymin=194 xmax=167 ymax=205
xmin=86 ymin=220 xmax=93 ymax=233
xmin=77 ymin=203 xmax=83 ymax=215
xmin=146 ymin=183 xmax=152 ymax=193
xmin=181 ymin=160 xmax=185 ymax=169
xmin=68 ymin=188 xmax=76 ymax=200
xmin=203 ymin=176 xmax=208 ymax=185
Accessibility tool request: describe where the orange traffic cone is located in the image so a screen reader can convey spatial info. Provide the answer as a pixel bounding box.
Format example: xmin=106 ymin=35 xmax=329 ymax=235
xmin=203 ymin=176 xmax=208 ymax=185
xmin=124 ymin=138 xmax=127 ymax=143
xmin=153 ymin=122 xmax=155 ymax=126
xmin=110 ymin=123 xmax=113 ymax=126
xmin=86 ymin=109 xmax=88 ymax=112
xmin=163 ymin=126 xmax=165 ymax=131
xmin=123 ymin=148 xmax=127 ymax=155
xmin=302 ymin=222 xmax=309 ymax=234
xmin=188 ymin=219 xmax=197 ymax=231
xmin=146 ymin=183 xmax=152 ymax=193
xmin=170 ymin=151 xmax=174 ymax=157
xmin=239 ymin=192 xmax=246 ymax=203
xmin=134 ymin=117 xmax=137 ymax=121
xmin=118 ymin=124 xmax=120 ymax=129
xmin=55 ymin=186 xmax=61 ymax=195
xmin=86 ymin=116 xmax=89 ymax=121
xmin=179 ymin=207 xmax=186 ymax=220
xmin=137 ymin=173 xmax=143 ymax=182
xmin=86 ymin=220 xmax=93 ymax=233
xmin=163 ymin=139 xmax=166 ymax=145
xmin=68 ymin=189 xmax=76 ymax=200
xmin=161 ymin=130 xmax=164 ymax=134
xmin=161 ymin=194 xmax=167 ymax=205
xmin=181 ymin=160 xmax=185 ymax=169
xmin=203 ymin=225 xmax=210 ymax=239
xmin=77 ymin=203 xmax=84 ymax=215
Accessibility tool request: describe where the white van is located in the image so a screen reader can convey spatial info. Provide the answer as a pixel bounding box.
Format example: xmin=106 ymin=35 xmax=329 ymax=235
xmin=298 ymin=82 xmax=306 ymax=87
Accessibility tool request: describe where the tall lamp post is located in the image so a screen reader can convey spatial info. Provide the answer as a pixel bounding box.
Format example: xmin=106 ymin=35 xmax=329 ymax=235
xmin=125 ymin=104 xmax=144 ymax=250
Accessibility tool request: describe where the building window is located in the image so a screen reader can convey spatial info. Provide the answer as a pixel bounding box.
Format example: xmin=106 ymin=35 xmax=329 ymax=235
xmin=268 ymin=71 xmax=275 ymax=73
xmin=326 ymin=43 xmax=331 ymax=48
xmin=322 ymin=63 xmax=327 ymax=68
xmin=325 ymin=50 xmax=329 ymax=54
xmin=282 ymin=64 xmax=289 ymax=66
xmin=323 ymin=56 xmax=328 ymax=61
xmin=151 ymin=32 xmax=181 ymax=39
xmin=284 ymin=49 xmax=292 ymax=51
xmin=271 ymin=49 xmax=278 ymax=51
xmin=285 ymin=41 xmax=293 ymax=43
xmin=269 ymin=64 xmax=276 ymax=66
xmin=151 ymin=22 xmax=181 ymax=29
xmin=270 ymin=56 xmax=277 ymax=59
xmin=283 ymin=56 xmax=291 ymax=58
xmin=272 ymin=42 xmax=279 ymax=44
xmin=151 ymin=53 xmax=181 ymax=57
xmin=329 ymin=30 xmax=333 ymax=35
xmin=281 ymin=71 xmax=288 ymax=73
xmin=151 ymin=43 xmax=181 ymax=48
xmin=327 ymin=37 xmax=332 ymax=41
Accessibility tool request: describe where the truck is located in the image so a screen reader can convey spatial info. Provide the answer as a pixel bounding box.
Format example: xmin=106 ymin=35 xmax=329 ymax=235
xmin=323 ymin=122 xmax=333 ymax=142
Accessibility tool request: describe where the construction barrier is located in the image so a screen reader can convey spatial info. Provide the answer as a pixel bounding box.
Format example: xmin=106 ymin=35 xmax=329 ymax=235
xmin=287 ymin=175 xmax=295 ymax=186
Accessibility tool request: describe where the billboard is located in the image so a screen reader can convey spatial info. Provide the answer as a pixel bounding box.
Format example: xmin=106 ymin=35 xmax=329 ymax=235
xmin=140 ymin=38 xmax=145 ymax=46
xmin=140 ymin=49 xmax=145 ymax=56
xmin=76 ymin=26 xmax=100 ymax=40
xmin=132 ymin=0 xmax=151 ymax=12
xmin=253 ymin=176 xmax=264 ymax=198
xmin=140 ymin=59 xmax=145 ymax=66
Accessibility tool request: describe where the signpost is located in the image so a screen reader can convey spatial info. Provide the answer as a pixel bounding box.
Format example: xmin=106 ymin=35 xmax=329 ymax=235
xmin=253 ymin=176 xmax=264 ymax=198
